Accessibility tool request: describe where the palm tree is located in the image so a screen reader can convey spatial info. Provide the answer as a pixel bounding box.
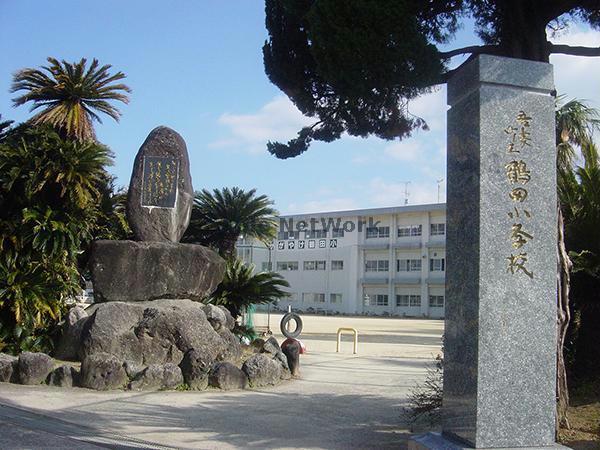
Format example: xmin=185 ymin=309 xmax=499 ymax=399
xmin=555 ymin=98 xmax=600 ymax=427
xmin=208 ymin=258 xmax=290 ymax=320
xmin=11 ymin=57 xmax=131 ymax=142
xmin=556 ymin=98 xmax=600 ymax=175
xmin=183 ymin=187 xmax=278 ymax=259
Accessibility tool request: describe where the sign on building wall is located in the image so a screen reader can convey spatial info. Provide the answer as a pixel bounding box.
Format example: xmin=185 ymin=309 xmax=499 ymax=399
xmin=276 ymin=239 xmax=338 ymax=250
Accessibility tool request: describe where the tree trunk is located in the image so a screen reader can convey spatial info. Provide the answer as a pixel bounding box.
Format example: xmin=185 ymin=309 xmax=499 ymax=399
xmin=497 ymin=1 xmax=551 ymax=62
xmin=221 ymin=235 xmax=239 ymax=261
xmin=556 ymin=204 xmax=572 ymax=431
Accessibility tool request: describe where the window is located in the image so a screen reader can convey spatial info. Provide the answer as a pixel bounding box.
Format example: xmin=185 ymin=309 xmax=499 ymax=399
xmin=397 ymin=224 xmax=422 ymax=237
xmin=303 ymin=292 xmax=325 ymax=303
xmin=330 ymin=293 xmax=342 ymax=304
xmin=397 ymin=259 xmax=422 ymax=272
xmin=261 ymin=262 xmax=272 ymax=271
xmin=429 ymin=258 xmax=445 ymax=272
xmin=396 ymin=295 xmax=409 ymax=307
xmin=366 ymin=226 xmax=390 ymax=238
xmin=396 ymin=295 xmax=421 ymax=307
xmin=365 ymin=260 xmax=389 ymax=272
xmin=305 ymin=229 xmax=327 ymax=239
xmin=430 ymin=223 xmax=446 ymax=236
xmin=410 ymin=295 xmax=421 ymax=307
xmin=331 ymin=260 xmax=344 ymax=270
xmin=276 ymin=261 xmax=298 ymax=271
xmin=332 ymin=228 xmax=345 ymax=238
xmin=304 ymin=260 xmax=326 ymax=270
xmin=277 ymin=231 xmax=300 ymax=240
xmin=367 ymin=294 xmax=388 ymax=306
xmin=429 ymin=295 xmax=445 ymax=307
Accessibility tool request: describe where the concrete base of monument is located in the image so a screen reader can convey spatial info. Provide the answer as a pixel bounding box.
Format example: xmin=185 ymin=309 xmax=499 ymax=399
xmin=90 ymin=240 xmax=225 ymax=302
xmin=408 ymin=433 xmax=571 ymax=450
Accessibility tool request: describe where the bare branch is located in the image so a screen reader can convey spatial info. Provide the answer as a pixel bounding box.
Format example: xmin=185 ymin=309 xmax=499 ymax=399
xmin=550 ymin=44 xmax=600 ymax=57
xmin=438 ymin=45 xmax=500 ymax=59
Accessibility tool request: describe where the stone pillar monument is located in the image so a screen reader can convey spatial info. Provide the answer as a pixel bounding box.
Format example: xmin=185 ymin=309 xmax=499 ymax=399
xmin=90 ymin=126 xmax=224 ymax=303
xmin=411 ymin=55 xmax=566 ymax=448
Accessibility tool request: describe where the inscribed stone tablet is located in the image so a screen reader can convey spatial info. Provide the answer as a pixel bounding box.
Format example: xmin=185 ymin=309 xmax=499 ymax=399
xmin=141 ymin=156 xmax=179 ymax=208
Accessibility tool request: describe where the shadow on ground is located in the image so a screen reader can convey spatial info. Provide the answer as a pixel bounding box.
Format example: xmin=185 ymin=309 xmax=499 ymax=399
xmin=2 ymin=390 xmax=413 ymax=449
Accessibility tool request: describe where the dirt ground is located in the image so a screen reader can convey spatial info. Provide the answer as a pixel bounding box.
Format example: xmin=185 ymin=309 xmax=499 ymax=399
xmin=559 ymin=380 xmax=600 ymax=449
xmin=252 ymin=312 xmax=444 ymax=357
xmin=254 ymin=312 xmax=600 ymax=449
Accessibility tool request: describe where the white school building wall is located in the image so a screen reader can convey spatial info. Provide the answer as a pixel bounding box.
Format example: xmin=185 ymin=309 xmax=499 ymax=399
xmin=236 ymin=203 xmax=446 ymax=319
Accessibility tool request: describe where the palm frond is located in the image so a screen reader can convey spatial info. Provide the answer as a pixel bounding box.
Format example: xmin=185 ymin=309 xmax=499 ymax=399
xmin=183 ymin=187 xmax=278 ymax=258
xmin=11 ymin=57 xmax=131 ymax=142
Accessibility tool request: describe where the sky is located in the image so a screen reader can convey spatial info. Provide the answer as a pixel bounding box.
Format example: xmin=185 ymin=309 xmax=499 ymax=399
xmin=1 ymin=1 xmax=599 ymax=215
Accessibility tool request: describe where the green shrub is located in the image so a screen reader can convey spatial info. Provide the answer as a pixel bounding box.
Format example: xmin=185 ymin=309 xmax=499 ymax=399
xmin=0 ymin=123 xmax=112 ymax=354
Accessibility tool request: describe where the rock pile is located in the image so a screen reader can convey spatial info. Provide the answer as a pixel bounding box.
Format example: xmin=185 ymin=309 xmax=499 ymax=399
xmin=0 ymin=329 xmax=294 ymax=391
xmin=0 ymin=126 xmax=298 ymax=392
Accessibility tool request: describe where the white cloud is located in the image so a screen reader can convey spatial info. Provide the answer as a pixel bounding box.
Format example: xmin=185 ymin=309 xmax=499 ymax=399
xmin=551 ymin=28 xmax=600 ymax=47
xmin=384 ymin=140 xmax=422 ymax=162
xmin=210 ymin=96 xmax=313 ymax=155
xmin=406 ymin=87 xmax=447 ymax=131
xmin=285 ymin=198 xmax=359 ymax=215
xmin=551 ymin=29 xmax=600 ymax=108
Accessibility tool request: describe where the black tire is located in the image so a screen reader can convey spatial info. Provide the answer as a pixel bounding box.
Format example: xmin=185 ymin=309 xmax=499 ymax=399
xmin=280 ymin=312 xmax=303 ymax=339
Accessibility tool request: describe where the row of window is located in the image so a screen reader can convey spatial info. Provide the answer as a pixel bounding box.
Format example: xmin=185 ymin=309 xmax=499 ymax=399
xmin=265 ymin=258 xmax=444 ymax=273
xmin=365 ymin=258 xmax=445 ymax=272
xmin=302 ymin=293 xmax=343 ymax=304
xmin=366 ymin=294 xmax=445 ymax=308
xmin=269 ymin=260 xmax=345 ymax=272
xmin=366 ymin=223 xmax=445 ymax=239
xmin=277 ymin=223 xmax=445 ymax=240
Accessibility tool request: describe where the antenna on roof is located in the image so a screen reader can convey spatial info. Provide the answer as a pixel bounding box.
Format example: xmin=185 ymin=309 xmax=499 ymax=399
xmin=437 ymin=178 xmax=444 ymax=203
xmin=399 ymin=181 xmax=411 ymax=205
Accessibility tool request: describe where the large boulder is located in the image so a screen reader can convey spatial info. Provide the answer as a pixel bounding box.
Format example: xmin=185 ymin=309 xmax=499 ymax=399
xmin=47 ymin=365 xmax=78 ymax=388
xmin=218 ymin=306 xmax=236 ymax=330
xmin=80 ymin=300 xmax=228 ymax=366
xmin=123 ymin=360 xmax=143 ymax=379
xmin=80 ymin=353 xmax=128 ymax=390
xmin=261 ymin=336 xmax=281 ymax=356
xmin=129 ymin=363 xmax=183 ymax=391
xmin=274 ymin=351 xmax=291 ymax=380
xmin=242 ymin=354 xmax=282 ymax=388
xmin=179 ymin=348 xmax=214 ymax=390
xmin=17 ymin=352 xmax=54 ymax=385
xmin=90 ymin=240 xmax=224 ymax=303
xmin=209 ymin=362 xmax=248 ymax=390
xmin=216 ymin=329 xmax=242 ymax=364
xmin=79 ymin=302 xmax=144 ymax=363
xmin=202 ymin=305 xmax=235 ymax=331
xmin=0 ymin=354 xmax=17 ymax=383
xmin=55 ymin=306 xmax=89 ymax=360
xmin=202 ymin=304 xmax=227 ymax=331
xmin=127 ymin=126 xmax=193 ymax=243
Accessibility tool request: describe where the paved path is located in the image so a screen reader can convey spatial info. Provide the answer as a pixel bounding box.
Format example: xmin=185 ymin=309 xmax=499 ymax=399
xmin=0 ymin=316 xmax=443 ymax=449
